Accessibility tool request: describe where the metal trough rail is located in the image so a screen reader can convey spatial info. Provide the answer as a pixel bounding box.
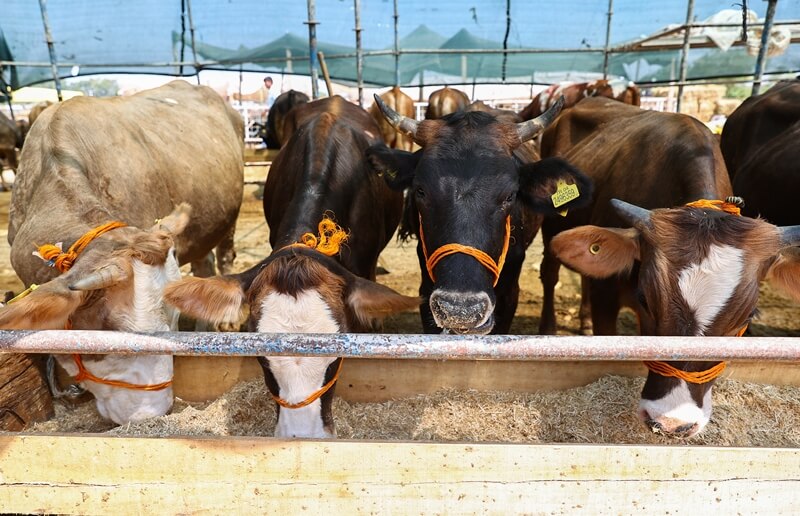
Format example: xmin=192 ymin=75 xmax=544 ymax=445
xmin=0 ymin=330 xmax=799 ymax=361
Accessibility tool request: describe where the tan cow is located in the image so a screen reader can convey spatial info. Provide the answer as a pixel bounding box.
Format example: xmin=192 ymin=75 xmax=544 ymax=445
xmin=0 ymin=80 xmax=244 ymax=425
xmin=369 ymin=86 xmax=415 ymax=151
xmin=424 ymin=86 xmax=470 ymax=120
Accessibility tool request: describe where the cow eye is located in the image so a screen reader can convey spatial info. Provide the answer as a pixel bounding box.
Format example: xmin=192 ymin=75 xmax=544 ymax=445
xmin=415 ymin=187 xmax=425 ymax=199
xmin=502 ymin=193 xmax=515 ymax=207
xmin=637 ymin=290 xmax=649 ymax=312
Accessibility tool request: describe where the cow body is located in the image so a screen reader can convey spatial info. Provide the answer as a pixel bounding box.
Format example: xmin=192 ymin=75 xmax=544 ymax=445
xmin=368 ymin=95 xmax=592 ymax=335
xmin=28 ymin=101 xmax=54 ymax=128
xmin=264 ymin=89 xmax=310 ymax=149
xmin=0 ymin=111 xmax=22 ymax=190
xmin=519 ymin=79 xmax=641 ymax=121
xmin=538 ymin=97 xmax=731 ymax=336
xmin=369 ymin=87 xmax=415 ymax=151
xmin=1 ymin=80 xmax=244 ymax=424
xmin=721 ymin=79 xmax=800 ymax=226
xmin=424 ymin=87 xmax=470 ymax=120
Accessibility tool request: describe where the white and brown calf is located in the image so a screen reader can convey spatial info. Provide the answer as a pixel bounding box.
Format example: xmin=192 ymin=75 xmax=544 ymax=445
xmin=0 ymin=205 xmax=191 ymax=425
xmin=164 ymin=246 xmax=419 ymax=438
xmin=551 ymin=199 xmax=800 ymax=437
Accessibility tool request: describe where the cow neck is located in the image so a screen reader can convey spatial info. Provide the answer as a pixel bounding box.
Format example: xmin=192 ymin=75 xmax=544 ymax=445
xmin=42 ymin=221 xmax=174 ymax=392
xmin=418 ymin=213 xmax=511 ymax=287
xmin=643 ymin=198 xmax=746 ymax=384
xmin=271 ymin=358 xmax=344 ymax=409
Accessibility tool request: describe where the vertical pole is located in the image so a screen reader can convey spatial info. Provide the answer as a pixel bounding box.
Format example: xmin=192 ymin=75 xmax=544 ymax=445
xmin=238 ymin=65 xmax=243 ymax=107
xmin=185 ymin=0 xmax=201 ymax=85
xmin=393 ymin=0 xmax=400 ymax=86
xmin=602 ymin=0 xmax=614 ymax=79
xmin=305 ymin=0 xmax=320 ymax=99
xmin=179 ymin=0 xmax=186 ymax=76
xmin=676 ymin=0 xmax=695 ymax=113
xmin=286 ymin=48 xmax=293 ymax=74
xmin=354 ymin=0 xmax=364 ymax=107
xmin=752 ymin=0 xmax=778 ymax=96
xmin=37 ymin=0 xmax=63 ymax=102
xmin=501 ymin=0 xmax=511 ymax=82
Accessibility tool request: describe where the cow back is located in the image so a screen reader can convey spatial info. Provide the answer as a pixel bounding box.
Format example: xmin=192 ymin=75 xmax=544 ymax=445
xmin=369 ymin=87 xmax=415 ymax=152
xmin=265 ymin=90 xmax=310 ymax=149
xmin=425 ymin=87 xmax=470 ymax=120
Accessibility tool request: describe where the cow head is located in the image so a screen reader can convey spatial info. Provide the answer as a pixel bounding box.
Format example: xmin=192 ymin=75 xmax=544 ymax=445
xmin=0 ymin=204 xmax=191 ymax=425
xmin=367 ymin=94 xmax=592 ymax=334
xmin=164 ymin=246 xmax=420 ymax=438
xmin=551 ymin=199 xmax=800 ymax=436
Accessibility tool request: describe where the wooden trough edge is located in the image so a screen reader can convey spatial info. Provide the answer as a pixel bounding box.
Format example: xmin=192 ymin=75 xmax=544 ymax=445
xmin=1 ymin=434 xmax=798 ymax=514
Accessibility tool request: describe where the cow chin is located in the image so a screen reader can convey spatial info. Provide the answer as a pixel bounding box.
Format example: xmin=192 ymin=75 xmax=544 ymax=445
xmin=429 ymin=289 xmax=495 ymax=334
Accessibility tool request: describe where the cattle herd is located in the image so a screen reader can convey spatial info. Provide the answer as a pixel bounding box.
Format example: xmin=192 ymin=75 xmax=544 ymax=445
xmin=0 ymin=77 xmax=798 ymax=440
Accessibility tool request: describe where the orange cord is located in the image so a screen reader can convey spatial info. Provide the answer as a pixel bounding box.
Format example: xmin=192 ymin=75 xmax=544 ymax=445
xmin=37 ymin=221 xmax=127 ymax=273
xmin=419 ymin=215 xmax=511 ymax=287
xmin=271 ymin=358 xmax=343 ymax=409
xmin=684 ymin=198 xmax=741 ymax=216
xmin=71 ymin=354 xmax=173 ymax=391
xmin=287 ymin=216 xmax=349 ymax=256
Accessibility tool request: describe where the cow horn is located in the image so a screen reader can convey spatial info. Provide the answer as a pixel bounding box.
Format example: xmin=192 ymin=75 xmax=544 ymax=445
xmin=779 ymin=226 xmax=800 ymax=247
xmin=611 ymin=198 xmax=653 ymax=229
xmin=516 ymin=95 xmax=565 ymax=142
xmin=373 ymin=93 xmax=419 ymax=138
xmin=68 ymin=263 xmax=128 ymax=291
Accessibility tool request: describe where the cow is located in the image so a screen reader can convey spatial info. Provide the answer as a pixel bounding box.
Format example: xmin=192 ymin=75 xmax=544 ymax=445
xmin=519 ymin=79 xmax=641 ymax=121
xmin=0 ymin=80 xmax=244 ymax=425
xmin=28 ymin=100 xmax=54 ymax=128
xmin=537 ymin=97 xmax=732 ymax=337
xmin=366 ymin=94 xmax=592 ymax=335
xmin=0 ymin=110 xmax=23 ymax=190
xmin=720 ymin=79 xmax=800 ymax=226
xmin=165 ymin=95 xmax=413 ymax=438
xmin=550 ymin=198 xmax=800 ymax=436
xmin=466 ymin=100 xmax=523 ymax=124
xmin=264 ymin=89 xmax=310 ymax=149
xmin=424 ymin=86 xmax=470 ymax=120
xmin=369 ymin=86 xmax=415 ymax=152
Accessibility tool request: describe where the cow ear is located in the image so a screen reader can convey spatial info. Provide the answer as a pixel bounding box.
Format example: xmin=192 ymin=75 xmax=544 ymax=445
xmin=765 ymin=247 xmax=800 ymax=301
xmin=518 ymin=157 xmax=593 ymax=216
xmin=550 ymin=226 xmax=640 ymax=279
xmin=152 ymin=203 xmax=192 ymax=237
xmin=365 ymin=143 xmax=419 ymax=191
xmin=347 ymin=277 xmax=421 ymax=328
xmin=163 ymin=275 xmax=246 ymax=324
xmin=0 ymin=279 xmax=85 ymax=330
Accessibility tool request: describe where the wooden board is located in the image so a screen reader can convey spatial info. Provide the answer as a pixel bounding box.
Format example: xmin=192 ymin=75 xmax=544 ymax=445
xmin=1 ymin=434 xmax=797 ymax=514
xmin=171 ymin=356 xmax=800 ymax=402
xmin=0 ymin=354 xmax=53 ymax=430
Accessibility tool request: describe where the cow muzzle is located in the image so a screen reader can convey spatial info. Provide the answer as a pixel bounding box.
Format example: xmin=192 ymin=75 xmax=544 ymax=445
xmin=430 ymin=289 xmax=494 ymax=334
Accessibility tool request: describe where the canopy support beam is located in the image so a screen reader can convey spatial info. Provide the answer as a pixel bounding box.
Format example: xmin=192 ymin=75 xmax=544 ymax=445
xmin=752 ymin=0 xmax=779 ymax=96
xmin=676 ymin=0 xmax=696 ymax=113
xmin=305 ymin=0 xmax=320 ymax=99
xmin=37 ymin=0 xmax=62 ymax=102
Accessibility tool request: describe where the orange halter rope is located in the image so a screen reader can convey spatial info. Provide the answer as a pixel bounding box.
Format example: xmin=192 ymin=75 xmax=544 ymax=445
xmin=419 ymin=214 xmax=512 ymax=287
xmin=271 ymin=358 xmax=344 ymax=409
xmin=644 ymin=198 xmax=746 ymax=384
xmin=39 ymin=221 xmax=173 ymax=392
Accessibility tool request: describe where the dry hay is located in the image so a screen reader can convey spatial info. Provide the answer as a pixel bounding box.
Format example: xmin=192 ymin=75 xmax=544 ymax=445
xmin=23 ymin=375 xmax=800 ymax=448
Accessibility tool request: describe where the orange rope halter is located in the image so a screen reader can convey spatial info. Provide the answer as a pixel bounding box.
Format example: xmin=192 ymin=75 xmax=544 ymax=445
xmin=271 ymin=358 xmax=344 ymax=409
xmin=71 ymin=354 xmax=172 ymax=391
xmin=37 ymin=221 xmax=128 ymax=273
xmin=684 ymin=198 xmax=742 ymax=216
xmin=288 ymin=216 xmax=349 ymax=256
xmin=419 ymin=214 xmax=512 ymax=287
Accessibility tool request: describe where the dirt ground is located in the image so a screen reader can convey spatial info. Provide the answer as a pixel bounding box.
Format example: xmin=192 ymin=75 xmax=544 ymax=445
xmin=1 ymin=164 xmax=798 ymax=337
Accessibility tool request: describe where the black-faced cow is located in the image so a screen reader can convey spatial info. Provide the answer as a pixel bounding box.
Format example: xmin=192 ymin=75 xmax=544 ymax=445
xmin=720 ymin=79 xmax=800 ymax=227
xmin=0 ymin=80 xmax=244 ymax=425
xmin=369 ymin=86 xmax=415 ymax=152
xmin=367 ymin=95 xmax=592 ymax=334
xmin=538 ymin=97 xmax=731 ymax=336
xmin=552 ymin=199 xmax=800 ymax=436
xmin=425 ymin=86 xmax=470 ymax=120
xmin=166 ymin=95 xmax=414 ymax=438
xmin=264 ymin=89 xmax=310 ymax=149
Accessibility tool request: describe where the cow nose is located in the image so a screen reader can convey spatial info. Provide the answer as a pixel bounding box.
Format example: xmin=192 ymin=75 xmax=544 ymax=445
xmin=645 ymin=419 xmax=664 ymax=434
xmin=429 ymin=290 xmax=492 ymax=330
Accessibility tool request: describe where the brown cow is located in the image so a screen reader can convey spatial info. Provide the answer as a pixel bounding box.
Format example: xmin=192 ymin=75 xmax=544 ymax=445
xmin=0 ymin=110 xmax=22 ymax=190
xmin=424 ymin=86 xmax=470 ymax=119
xmin=264 ymin=89 xmax=310 ymax=149
xmin=28 ymin=101 xmax=54 ymax=127
xmin=519 ymin=79 xmax=641 ymax=121
xmin=369 ymin=86 xmax=415 ymax=151
xmin=0 ymin=80 xmax=244 ymax=425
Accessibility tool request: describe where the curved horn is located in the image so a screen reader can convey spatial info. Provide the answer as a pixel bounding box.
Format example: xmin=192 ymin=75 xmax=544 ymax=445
xmin=611 ymin=198 xmax=653 ymax=229
xmin=779 ymin=226 xmax=800 ymax=247
xmin=373 ymin=93 xmax=419 ymax=137
xmin=516 ymin=95 xmax=565 ymax=142
xmin=68 ymin=263 xmax=129 ymax=291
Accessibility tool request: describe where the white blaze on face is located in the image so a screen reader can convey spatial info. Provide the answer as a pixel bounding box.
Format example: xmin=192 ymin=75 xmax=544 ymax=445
xmin=678 ymin=244 xmax=745 ymax=335
xmin=258 ymin=289 xmax=339 ymax=438
xmin=639 ymin=383 xmax=712 ymax=437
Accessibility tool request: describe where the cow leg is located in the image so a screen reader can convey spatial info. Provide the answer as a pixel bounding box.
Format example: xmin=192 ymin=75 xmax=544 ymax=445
xmin=538 ymin=238 xmax=561 ymax=335
xmin=590 ymin=277 xmax=620 ymax=335
xmin=191 ymin=252 xmax=216 ymax=278
xmin=579 ymin=276 xmax=593 ymax=335
xmin=215 ymin=224 xmax=237 ymax=275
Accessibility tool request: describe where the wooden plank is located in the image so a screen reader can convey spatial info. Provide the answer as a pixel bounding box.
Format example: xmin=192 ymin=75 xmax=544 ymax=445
xmin=0 ymin=434 xmax=797 ymax=514
xmin=172 ymin=356 xmax=800 ymax=403
xmin=0 ymin=354 xmax=53 ymax=430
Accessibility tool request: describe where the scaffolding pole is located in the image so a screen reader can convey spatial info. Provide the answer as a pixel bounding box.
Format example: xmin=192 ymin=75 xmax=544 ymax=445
xmin=37 ymin=0 xmax=63 ymax=102
xmin=354 ymin=0 xmax=364 ymax=107
xmin=393 ymin=0 xmax=400 ymax=86
xmin=676 ymin=0 xmax=696 ymax=113
xmin=752 ymin=0 xmax=779 ymax=96
xmin=185 ymin=0 xmax=201 ymax=84
xmin=602 ymin=0 xmax=614 ymax=79
xmin=305 ymin=0 xmax=320 ymax=99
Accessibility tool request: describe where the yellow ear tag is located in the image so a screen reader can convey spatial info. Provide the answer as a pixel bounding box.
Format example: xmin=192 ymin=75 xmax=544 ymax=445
xmin=551 ymin=180 xmax=580 ymax=209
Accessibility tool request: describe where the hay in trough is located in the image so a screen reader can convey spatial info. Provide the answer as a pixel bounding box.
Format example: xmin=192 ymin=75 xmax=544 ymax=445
xmin=23 ymin=375 xmax=800 ymax=448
